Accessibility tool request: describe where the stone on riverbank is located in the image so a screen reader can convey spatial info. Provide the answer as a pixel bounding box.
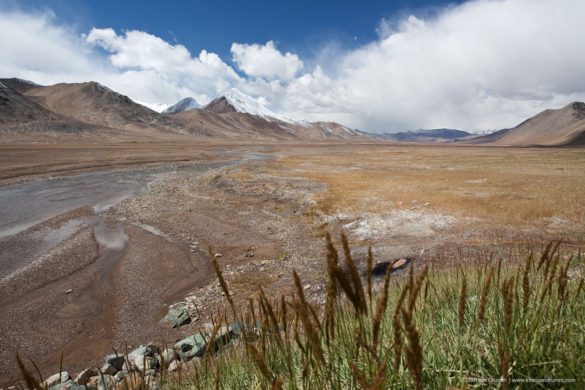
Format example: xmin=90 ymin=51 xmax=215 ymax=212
xmin=174 ymin=332 xmax=207 ymax=360
xmin=161 ymin=307 xmax=191 ymax=328
xmin=43 ymin=372 xmax=69 ymax=388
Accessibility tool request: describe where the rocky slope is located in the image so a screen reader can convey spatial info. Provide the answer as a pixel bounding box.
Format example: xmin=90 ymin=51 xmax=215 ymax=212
xmin=469 ymin=102 xmax=585 ymax=146
xmin=0 ymin=82 xmax=94 ymax=134
xmin=22 ymin=82 xmax=191 ymax=136
xmin=162 ymin=97 xmax=200 ymax=114
xmin=172 ymin=88 xmax=362 ymax=140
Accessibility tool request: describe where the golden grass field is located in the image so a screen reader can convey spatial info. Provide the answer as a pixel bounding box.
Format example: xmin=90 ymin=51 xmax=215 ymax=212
xmin=226 ymin=144 xmax=585 ymax=245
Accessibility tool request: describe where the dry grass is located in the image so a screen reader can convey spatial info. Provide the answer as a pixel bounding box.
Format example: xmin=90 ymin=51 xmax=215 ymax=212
xmin=265 ymin=146 xmax=585 ymax=230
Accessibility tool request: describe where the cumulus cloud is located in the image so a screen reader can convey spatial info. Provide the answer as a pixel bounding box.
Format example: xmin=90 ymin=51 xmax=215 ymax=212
xmin=1 ymin=0 xmax=585 ymax=132
xmin=85 ymin=28 xmax=242 ymax=103
xmin=320 ymin=0 xmax=585 ymax=131
xmin=231 ymin=41 xmax=303 ymax=80
xmin=0 ymin=9 xmax=95 ymax=79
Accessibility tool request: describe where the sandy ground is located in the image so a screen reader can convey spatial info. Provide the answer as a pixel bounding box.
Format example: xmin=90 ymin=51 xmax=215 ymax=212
xmin=0 ymin=142 xmax=584 ymax=385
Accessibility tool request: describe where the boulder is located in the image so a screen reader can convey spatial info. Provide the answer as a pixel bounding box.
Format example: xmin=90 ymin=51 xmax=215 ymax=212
xmin=49 ymin=379 xmax=76 ymax=390
xmin=105 ymin=354 xmax=125 ymax=371
xmin=100 ymin=363 xmax=117 ymax=376
xmin=43 ymin=372 xmax=70 ymax=388
xmin=113 ymin=370 xmax=129 ymax=382
xmin=161 ymin=307 xmax=191 ymax=328
xmin=127 ymin=345 xmax=147 ymax=361
xmin=161 ymin=348 xmax=177 ymax=368
xmin=133 ymin=356 xmax=156 ymax=371
xmin=168 ymin=360 xmax=180 ymax=372
xmin=75 ymin=368 xmax=98 ymax=385
xmin=97 ymin=375 xmax=115 ymax=390
xmin=174 ymin=332 xmax=207 ymax=360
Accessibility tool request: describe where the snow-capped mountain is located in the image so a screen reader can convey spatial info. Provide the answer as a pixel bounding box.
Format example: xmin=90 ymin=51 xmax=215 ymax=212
xmin=205 ymin=88 xmax=306 ymax=126
xmin=162 ymin=97 xmax=201 ymax=114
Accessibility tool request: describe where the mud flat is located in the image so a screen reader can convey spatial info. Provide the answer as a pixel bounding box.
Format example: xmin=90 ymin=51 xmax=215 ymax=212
xmin=0 ymin=158 xmax=243 ymax=384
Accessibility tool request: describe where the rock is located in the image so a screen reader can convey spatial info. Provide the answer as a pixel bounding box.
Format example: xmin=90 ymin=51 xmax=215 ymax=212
xmin=134 ymin=356 xmax=156 ymax=371
xmin=161 ymin=348 xmax=176 ymax=368
xmin=97 ymin=375 xmax=115 ymax=390
xmin=65 ymin=289 xmax=73 ymax=294
xmin=174 ymin=332 xmax=207 ymax=360
xmin=87 ymin=376 xmax=100 ymax=386
xmin=43 ymin=372 xmax=70 ymax=388
xmin=127 ymin=345 xmax=147 ymax=362
xmin=116 ymin=376 xmax=144 ymax=390
xmin=244 ymin=251 xmax=254 ymax=257
xmin=49 ymin=379 xmax=75 ymax=390
xmin=392 ymin=258 xmax=410 ymax=270
xmin=100 ymin=363 xmax=117 ymax=376
xmin=161 ymin=307 xmax=191 ymax=328
xmin=113 ymin=370 xmax=129 ymax=382
xmin=75 ymin=368 xmax=98 ymax=385
xmin=105 ymin=354 xmax=126 ymax=371
xmin=214 ymin=253 xmax=222 ymax=258
xmin=168 ymin=360 xmax=180 ymax=372
xmin=303 ymin=284 xmax=312 ymax=290
xmin=143 ymin=369 xmax=156 ymax=377
xmin=67 ymin=381 xmax=85 ymax=390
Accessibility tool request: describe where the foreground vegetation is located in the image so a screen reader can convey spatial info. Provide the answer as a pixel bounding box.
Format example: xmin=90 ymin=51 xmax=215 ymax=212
xmin=17 ymin=238 xmax=585 ymax=389
xmin=165 ymin=238 xmax=584 ymax=389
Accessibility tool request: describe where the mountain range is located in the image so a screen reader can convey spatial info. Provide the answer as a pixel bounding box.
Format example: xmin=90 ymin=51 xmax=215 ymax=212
xmin=0 ymin=78 xmax=361 ymax=142
xmin=467 ymin=102 xmax=585 ymax=146
xmin=378 ymin=128 xmax=473 ymax=142
xmin=1 ymin=77 xmax=585 ymax=146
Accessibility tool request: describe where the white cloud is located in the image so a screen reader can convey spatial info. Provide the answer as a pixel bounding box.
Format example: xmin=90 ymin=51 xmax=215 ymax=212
xmin=231 ymin=41 xmax=303 ymax=80
xmin=1 ymin=0 xmax=585 ymax=131
xmin=85 ymin=28 xmax=242 ymax=104
xmin=0 ymin=9 xmax=95 ymax=77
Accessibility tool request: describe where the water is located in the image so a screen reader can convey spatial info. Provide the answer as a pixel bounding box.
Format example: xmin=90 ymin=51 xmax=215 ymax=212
xmin=0 ymin=160 xmax=246 ymax=239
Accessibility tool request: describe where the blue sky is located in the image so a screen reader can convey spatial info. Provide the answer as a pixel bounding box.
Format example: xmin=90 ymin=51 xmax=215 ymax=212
xmin=9 ymin=0 xmax=463 ymax=60
xmin=1 ymin=0 xmax=584 ymax=132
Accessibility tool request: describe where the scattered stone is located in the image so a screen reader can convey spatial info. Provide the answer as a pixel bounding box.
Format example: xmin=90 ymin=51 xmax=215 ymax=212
xmin=105 ymin=354 xmax=125 ymax=371
xmin=168 ymin=360 xmax=180 ymax=372
xmin=244 ymin=250 xmax=254 ymax=257
xmin=113 ymin=370 xmax=129 ymax=382
xmin=214 ymin=253 xmax=222 ymax=258
xmin=303 ymin=284 xmax=312 ymax=290
xmin=174 ymin=332 xmax=207 ymax=360
xmin=161 ymin=348 xmax=177 ymax=368
xmin=392 ymin=258 xmax=410 ymax=270
xmin=134 ymin=356 xmax=156 ymax=371
xmin=75 ymin=368 xmax=98 ymax=386
xmin=49 ymin=379 xmax=74 ymax=390
xmin=161 ymin=307 xmax=191 ymax=328
xmin=87 ymin=376 xmax=100 ymax=386
xmin=100 ymin=363 xmax=117 ymax=376
xmin=65 ymin=289 xmax=73 ymax=294
xmin=43 ymin=372 xmax=70 ymax=388
xmin=97 ymin=375 xmax=115 ymax=390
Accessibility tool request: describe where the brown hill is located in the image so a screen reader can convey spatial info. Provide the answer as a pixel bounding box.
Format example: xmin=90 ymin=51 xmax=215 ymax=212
xmin=0 ymin=78 xmax=43 ymax=94
xmin=2 ymin=79 xmax=365 ymax=142
xmin=471 ymin=102 xmax=585 ymax=146
xmin=0 ymin=82 xmax=92 ymax=135
xmin=172 ymin=108 xmax=361 ymax=140
xmin=23 ymin=82 xmax=189 ymax=135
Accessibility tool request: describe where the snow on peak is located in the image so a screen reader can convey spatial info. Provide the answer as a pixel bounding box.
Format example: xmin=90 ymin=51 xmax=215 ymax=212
xmin=163 ymin=97 xmax=201 ymax=114
xmin=220 ymin=88 xmax=306 ymax=126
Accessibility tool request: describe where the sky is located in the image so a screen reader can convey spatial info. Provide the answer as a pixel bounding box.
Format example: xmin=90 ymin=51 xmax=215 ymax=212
xmin=1 ymin=0 xmax=585 ymax=133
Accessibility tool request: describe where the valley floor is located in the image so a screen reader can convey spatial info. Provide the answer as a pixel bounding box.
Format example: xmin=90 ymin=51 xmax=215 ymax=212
xmin=0 ymin=142 xmax=584 ymax=384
